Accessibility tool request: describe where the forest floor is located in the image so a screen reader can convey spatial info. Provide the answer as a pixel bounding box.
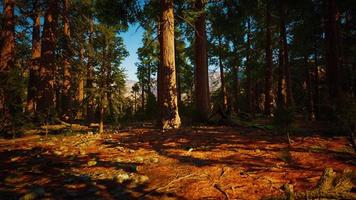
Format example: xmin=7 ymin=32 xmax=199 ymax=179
xmin=0 ymin=123 xmax=355 ymax=200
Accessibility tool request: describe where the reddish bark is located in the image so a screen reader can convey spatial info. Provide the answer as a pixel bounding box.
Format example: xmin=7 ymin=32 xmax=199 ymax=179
xmin=61 ymin=0 xmax=72 ymax=120
xmin=159 ymin=0 xmax=181 ymax=129
xmin=37 ymin=0 xmax=58 ymax=117
xmin=26 ymin=0 xmax=41 ymax=114
xmin=194 ymin=0 xmax=210 ymax=122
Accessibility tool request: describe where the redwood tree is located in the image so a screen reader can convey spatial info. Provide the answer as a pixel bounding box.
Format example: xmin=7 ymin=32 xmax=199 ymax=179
xmin=26 ymin=0 xmax=41 ymax=114
xmin=194 ymin=0 xmax=210 ymax=122
xmin=61 ymin=0 xmax=72 ymax=120
xmin=325 ymin=0 xmax=341 ymax=101
xmin=37 ymin=0 xmax=58 ymax=117
xmin=0 ymin=0 xmax=15 ymax=122
xmin=159 ymin=0 xmax=181 ymax=129
xmin=264 ymin=0 xmax=273 ymax=116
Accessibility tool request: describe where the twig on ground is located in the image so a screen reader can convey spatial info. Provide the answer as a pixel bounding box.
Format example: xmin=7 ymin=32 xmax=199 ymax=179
xmin=139 ymin=173 xmax=203 ymax=199
xmin=214 ymin=183 xmax=230 ymax=200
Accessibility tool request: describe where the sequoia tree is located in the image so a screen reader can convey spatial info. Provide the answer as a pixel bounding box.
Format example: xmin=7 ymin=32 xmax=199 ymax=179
xmin=194 ymin=0 xmax=210 ymax=122
xmin=159 ymin=0 xmax=181 ymax=129
xmin=37 ymin=0 xmax=58 ymax=118
xmin=26 ymin=0 xmax=41 ymax=114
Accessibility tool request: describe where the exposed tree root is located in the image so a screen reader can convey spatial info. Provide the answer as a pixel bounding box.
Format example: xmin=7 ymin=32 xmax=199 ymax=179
xmin=264 ymin=168 xmax=355 ymax=200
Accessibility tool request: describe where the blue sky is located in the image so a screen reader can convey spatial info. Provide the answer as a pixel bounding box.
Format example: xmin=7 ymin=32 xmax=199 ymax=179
xmin=120 ymin=24 xmax=144 ymax=81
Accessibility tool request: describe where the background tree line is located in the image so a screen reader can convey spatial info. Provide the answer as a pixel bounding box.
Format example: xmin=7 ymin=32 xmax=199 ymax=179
xmin=0 ymin=0 xmax=355 ymax=138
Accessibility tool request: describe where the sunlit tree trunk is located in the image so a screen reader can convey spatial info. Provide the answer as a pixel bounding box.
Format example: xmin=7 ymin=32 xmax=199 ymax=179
xmin=61 ymin=0 xmax=72 ymax=121
xmin=194 ymin=0 xmax=210 ymax=122
xmin=325 ymin=0 xmax=341 ymax=101
xmin=218 ymin=36 xmax=227 ymax=112
xmin=264 ymin=0 xmax=273 ymax=116
xmin=26 ymin=0 xmax=41 ymax=114
xmin=86 ymin=16 xmax=95 ymax=123
xmin=279 ymin=0 xmax=294 ymax=107
xmin=76 ymin=41 xmax=85 ymax=119
xmin=37 ymin=0 xmax=58 ymax=118
xmin=0 ymin=0 xmax=15 ymax=121
xmin=159 ymin=0 xmax=181 ymax=129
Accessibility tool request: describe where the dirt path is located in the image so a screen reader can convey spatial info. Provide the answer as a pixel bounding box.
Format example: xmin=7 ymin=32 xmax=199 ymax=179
xmin=0 ymin=126 xmax=354 ymax=199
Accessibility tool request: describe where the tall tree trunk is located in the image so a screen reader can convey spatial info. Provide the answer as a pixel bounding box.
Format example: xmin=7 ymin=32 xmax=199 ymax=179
xmin=194 ymin=0 xmax=210 ymax=122
xmin=232 ymin=58 xmax=239 ymax=113
xmin=61 ymin=0 xmax=72 ymax=121
xmin=279 ymin=0 xmax=294 ymax=107
xmin=325 ymin=0 xmax=341 ymax=101
xmin=0 ymin=0 xmax=15 ymax=128
xmin=76 ymin=41 xmax=84 ymax=119
xmin=175 ymin=44 xmax=182 ymax=105
xmin=305 ymin=56 xmax=315 ymax=121
xmin=141 ymin=80 xmax=145 ymax=111
xmin=277 ymin=10 xmax=287 ymax=107
xmin=218 ymin=36 xmax=228 ymax=112
xmin=26 ymin=0 xmax=41 ymax=114
xmin=86 ymin=16 xmax=95 ymax=123
xmin=313 ymin=50 xmax=320 ymax=119
xmin=159 ymin=0 xmax=181 ymax=129
xmin=37 ymin=0 xmax=58 ymax=118
xmin=246 ymin=19 xmax=254 ymax=114
xmin=264 ymin=0 xmax=273 ymax=116
xmin=157 ymin=21 xmax=163 ymax=126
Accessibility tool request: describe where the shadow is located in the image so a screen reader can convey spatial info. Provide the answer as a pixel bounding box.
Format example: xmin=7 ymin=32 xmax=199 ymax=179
xmin=0 ymin=146 xmax=186 ymax=200
xmin=103 ymin=126 xmax=355 ymax=172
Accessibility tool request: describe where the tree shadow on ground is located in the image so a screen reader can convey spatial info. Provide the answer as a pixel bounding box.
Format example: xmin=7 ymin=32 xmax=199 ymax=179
xmin=0 ymin=146 xmax=186 ymax=200
xmin=103 ymin=126 xmax=355 ymax=172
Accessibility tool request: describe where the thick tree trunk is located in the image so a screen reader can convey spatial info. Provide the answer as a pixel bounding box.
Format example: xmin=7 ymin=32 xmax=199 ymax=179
xmin=218 ymin=36 xmax=228 ymax=112
xmin=0 ymin=0 xmax=15 ymax=127
xmin=76 ymin=41 xmax=85 ymax=119
xmin=37 ymin=0 xmax=58 ymax=118
xmin=194 ymin=0 xmax=210 ymax=122
xmin=86 ymin=16 xmax=95 ymax=123
xmin=159 ymin=0 xmax=181 ymax=129
xmin=279 ymin=0 xmax=294 ymax=107
xmin=325 ymin=0 xmax=341 ymax=101
xmin=26 ymin=0 xmax=41 ymax=114
xmin=264 ymin=0 xmax=273 ymax=116
xmin=61 ymin=0 xmax=72 ymax=121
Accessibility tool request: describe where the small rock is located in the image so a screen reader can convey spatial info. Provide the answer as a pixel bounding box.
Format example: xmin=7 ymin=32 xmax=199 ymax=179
xmin=115 ymin=173 xmax=130 ymax=183
xmin=54 ymin=151 xmax=62 ymax=156
xmin=129 ymin=149 xmax=135 ymax=153
xmin=87 ymin=160 xmax=97 ymax=167
xmin=20 ymin=187 xmax=45 ymax=200
xmin=149 ymin=157 xmax=159 ymax=163
xmin=255 ymin=149 xmax=261 ymax=153
xmin=134 ymin=157 xmax=144 ymax=163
